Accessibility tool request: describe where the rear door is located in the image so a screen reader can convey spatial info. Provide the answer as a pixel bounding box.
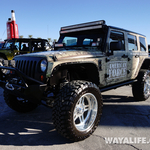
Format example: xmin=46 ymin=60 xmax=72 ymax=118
xmin=127 ymin=34 xmax=148 ymax=79
xmin=127 ymin=33 xmax=140 ymax=79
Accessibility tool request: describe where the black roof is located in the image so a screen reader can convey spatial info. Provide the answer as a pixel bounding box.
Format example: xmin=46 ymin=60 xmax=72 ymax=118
xmin=109 ymin=26 xmax=145 ymax=37
xmin=4 ymin=38 xmax=48 ymax=42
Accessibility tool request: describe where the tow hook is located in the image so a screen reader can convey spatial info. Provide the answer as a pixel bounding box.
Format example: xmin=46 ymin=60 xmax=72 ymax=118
xmin=5 ymin=82 xmax=14 ymax=91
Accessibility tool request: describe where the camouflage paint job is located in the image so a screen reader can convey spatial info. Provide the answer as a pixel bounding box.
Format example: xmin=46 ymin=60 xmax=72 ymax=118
xmin=12 ymin=23 xmax=150 ymax=89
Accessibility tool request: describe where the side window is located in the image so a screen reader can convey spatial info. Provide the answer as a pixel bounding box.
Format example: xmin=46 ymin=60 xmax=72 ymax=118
xmin=139 ymin=37 xmax=146 ymax=51
xmin=83 ymin=38 xmax=93 ymax=45
xmin=14 ymin=42 xmax=19 ymax=50
xmin=109 ymin=31 xmax=125 ymax=50
xmin=21 ymin=42 xmax=29 ymax=51
xmin=127 ymin=34 xmax=138 ymax=51
xmin=45 ymin=41 xmax=50 ymax=50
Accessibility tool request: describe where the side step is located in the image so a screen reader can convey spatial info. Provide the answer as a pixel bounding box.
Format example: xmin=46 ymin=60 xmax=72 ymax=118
xmin=100 ymin=80 xmax=137 ymax=92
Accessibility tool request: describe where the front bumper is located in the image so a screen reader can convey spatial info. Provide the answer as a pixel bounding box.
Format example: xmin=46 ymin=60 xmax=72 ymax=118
xmin=0 ymin=66 xmax=47 ymax=104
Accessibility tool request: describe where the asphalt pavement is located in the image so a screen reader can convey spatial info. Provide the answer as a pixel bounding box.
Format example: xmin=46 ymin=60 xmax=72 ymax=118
xmin=0 ymin=85 xmax=150 ymax=150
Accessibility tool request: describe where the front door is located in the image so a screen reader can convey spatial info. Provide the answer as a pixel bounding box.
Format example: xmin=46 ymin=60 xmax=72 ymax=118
xmin=106 ymin=30 xmax=128 ymax=85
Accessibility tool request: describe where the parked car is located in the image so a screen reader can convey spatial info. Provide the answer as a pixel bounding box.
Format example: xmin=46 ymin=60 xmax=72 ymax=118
xmin=0 ymin=38 xmax=50 ymax=60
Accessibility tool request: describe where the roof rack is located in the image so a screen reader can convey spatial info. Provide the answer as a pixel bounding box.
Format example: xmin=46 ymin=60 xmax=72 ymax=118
xmin=60 ymin=20 xmax=106 ymax=34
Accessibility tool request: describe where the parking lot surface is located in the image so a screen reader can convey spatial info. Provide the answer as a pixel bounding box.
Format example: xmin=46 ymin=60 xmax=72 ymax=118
xmin=0 ymin=86 xmax=150 ymax=150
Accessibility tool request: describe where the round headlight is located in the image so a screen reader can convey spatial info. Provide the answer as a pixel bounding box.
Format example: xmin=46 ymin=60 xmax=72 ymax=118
xmin=40 ymin=60 xmax=47 ymax=72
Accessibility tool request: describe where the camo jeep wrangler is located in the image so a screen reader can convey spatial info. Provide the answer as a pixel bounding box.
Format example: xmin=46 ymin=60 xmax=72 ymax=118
xmin=0 ymin=20 xmax=150 ymax=141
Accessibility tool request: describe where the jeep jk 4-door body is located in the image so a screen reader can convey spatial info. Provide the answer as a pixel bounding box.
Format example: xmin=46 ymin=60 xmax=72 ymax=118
xmin=0 ymin=20 xmax=150 ymax=141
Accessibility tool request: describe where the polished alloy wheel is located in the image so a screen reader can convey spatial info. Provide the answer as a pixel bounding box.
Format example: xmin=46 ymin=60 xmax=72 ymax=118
xmin=73 ymin=93 xmax=98 ymax=132
xmin=144 ymin=76 xmax=150 ymax=97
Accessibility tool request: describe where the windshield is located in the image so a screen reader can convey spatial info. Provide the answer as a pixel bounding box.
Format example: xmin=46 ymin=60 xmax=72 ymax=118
xmin=56 ymin=29 xmax=104 ymax=51
xmin=2 ymin=41 xmax=13 ymax=49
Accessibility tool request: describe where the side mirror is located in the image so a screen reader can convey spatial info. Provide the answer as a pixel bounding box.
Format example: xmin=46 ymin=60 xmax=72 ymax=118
xmin=54 ymin=43 xmax=65 ymax=48
xmin=110 ymin=41 xmax=121 ymax=51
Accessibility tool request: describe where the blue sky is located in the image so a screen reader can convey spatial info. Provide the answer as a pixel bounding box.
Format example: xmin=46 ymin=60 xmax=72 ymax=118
xmin=0 ymin=0 xmax=150 ymax=43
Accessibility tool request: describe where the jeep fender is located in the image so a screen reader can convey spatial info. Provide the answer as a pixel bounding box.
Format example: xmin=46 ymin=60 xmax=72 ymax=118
xmin=49 ymin=62 xmax=100 ymax=86
xmin=135 ymin=58 xmax=150 ymax=78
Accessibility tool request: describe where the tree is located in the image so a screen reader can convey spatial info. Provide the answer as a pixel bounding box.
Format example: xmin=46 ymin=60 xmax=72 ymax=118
xmin=53 ymin=39 xmax=57 ymax=43
xmin=28 ymin=35 xmax=33 ymax=38
xmin=47 ymin=38 xmax=52 ymax=45
xmin=48 ymin=38 xmax=51 ymax=43
xmin=19 ymin=35 xmax=23 ymax=38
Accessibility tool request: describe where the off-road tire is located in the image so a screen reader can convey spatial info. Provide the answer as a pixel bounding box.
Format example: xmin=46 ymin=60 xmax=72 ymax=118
xmin=3 ymin=89 xmax=38 ymax=113
xmin=52 ymin=80 xmax=103 ymax=141
xmin=132 ymin=69 xmax=150 ymax=101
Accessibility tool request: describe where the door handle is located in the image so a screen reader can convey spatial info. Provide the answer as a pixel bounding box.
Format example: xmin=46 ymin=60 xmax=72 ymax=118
xmin=135 ymin=55 xmax=139 ymax=58
xmin=122 ymin=54 xmax=128 ymax=58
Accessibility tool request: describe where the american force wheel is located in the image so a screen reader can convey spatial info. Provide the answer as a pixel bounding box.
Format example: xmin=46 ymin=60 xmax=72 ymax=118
xmin=4 ymin=89 xmax=38 ymax=113
xmin=73 ymin=93 xmax=98 ymax=132
xmin=132 ymin=69 xmax=150 ymax=101
xmin=52 ymin=80 xmax=103 ymax=141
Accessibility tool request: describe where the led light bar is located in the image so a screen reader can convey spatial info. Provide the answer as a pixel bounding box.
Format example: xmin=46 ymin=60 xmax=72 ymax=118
xmin=61 ymin=20 xmax=105 ymax=31
xmin=60 ymin=20 xmax=106 ymax=34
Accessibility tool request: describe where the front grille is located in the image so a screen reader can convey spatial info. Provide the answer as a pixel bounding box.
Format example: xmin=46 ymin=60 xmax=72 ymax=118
xmin=14 ymin=56 xmax=43 ymax=81
xmin=16 ymin=60 xmax=37 ymax=78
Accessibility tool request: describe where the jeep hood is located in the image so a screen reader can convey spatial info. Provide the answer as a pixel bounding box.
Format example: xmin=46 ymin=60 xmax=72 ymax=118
xmin=16 ymin=50 xmax=102 ymax=61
